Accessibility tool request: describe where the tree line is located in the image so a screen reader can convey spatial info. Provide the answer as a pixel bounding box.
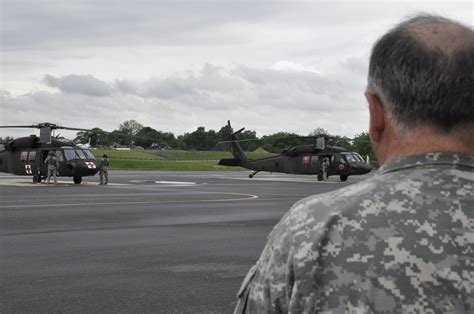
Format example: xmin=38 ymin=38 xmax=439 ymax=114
xmin=73 ymin=120 xmax=376 ymax=160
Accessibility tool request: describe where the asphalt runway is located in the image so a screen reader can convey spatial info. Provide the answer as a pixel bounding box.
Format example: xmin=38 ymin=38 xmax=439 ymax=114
xmin=0 ymin=170 xmax=372 ymax=313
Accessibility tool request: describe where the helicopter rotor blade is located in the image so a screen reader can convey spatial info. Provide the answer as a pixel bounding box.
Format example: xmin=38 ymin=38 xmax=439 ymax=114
xmin=57 ymin=126 xmax=94 ymax=132
xmin=0 ymin=125 xmax=39 ymax=128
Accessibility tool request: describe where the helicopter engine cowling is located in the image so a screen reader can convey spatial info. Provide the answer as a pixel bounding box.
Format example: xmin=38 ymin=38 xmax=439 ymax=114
xmin=5 ymin=135 xmax=39 ymax=151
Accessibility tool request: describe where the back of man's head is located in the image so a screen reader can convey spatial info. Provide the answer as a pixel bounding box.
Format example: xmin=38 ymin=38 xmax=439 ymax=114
xmin=368 ymin=14 xmax=474 ymax=135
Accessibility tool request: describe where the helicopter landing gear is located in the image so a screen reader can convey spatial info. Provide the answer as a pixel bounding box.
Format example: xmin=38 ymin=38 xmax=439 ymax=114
xmin=249 ymin=171 xmax=259 ymax=178
xmin=340 ymin=175 xmax=348 ymax=182
xmin=73 ymin=176 xmax=82 ymax=184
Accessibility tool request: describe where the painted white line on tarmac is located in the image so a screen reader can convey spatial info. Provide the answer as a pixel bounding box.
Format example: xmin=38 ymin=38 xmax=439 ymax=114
xmin=0 ymin=192 xmax=259 ymax=209
xmin=129 ymin=180 xmax=198 ymax=185
xmin=0 ymin=179 xmax=128 ymax=187
xmin=155 ymin=181 xmax=197 ymax=185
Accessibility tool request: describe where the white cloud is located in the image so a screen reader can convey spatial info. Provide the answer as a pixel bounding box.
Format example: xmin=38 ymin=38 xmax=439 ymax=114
xmin=1 ymin=0 xmax=471 ymax=140
xmin=43 ymin=74 xmax=113 ymax=97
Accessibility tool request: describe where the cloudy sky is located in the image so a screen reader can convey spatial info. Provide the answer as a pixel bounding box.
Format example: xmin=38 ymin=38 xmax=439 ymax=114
xmin=1 ymin=0 xmax=472 ymax=139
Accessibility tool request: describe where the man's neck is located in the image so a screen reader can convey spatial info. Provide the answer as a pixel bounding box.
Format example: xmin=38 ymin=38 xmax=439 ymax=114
xmin=375 ymin=126 xmax=474 ymax=165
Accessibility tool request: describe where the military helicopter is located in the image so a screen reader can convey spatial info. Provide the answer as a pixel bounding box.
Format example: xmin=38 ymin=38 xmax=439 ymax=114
xmin=0 ymin=123 xmax=100 ymax=184
xmin=218 ymin=121 xmax=372 ymax=181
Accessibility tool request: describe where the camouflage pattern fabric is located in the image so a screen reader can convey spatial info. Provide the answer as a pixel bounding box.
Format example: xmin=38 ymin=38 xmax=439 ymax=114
xmin=235 ymin=153 xmax=474 ymax=313
xmin=44 ymin=155 xmax=59 ymax=171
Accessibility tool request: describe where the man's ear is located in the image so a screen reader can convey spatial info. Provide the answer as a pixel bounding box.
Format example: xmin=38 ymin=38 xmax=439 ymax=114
xmin=365 ymin=91 xmax=385 ymax=143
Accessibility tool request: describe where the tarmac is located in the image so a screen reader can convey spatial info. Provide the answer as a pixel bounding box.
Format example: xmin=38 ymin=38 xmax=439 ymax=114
xmin=0 ymin=170 xmax=372 ymax=313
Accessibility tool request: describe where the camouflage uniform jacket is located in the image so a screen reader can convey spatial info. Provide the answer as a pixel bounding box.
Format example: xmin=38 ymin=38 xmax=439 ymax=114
xmin=235 ymin=153 xmax=474 ymax=313
xmin=99 ymin=159 xmax=109 ymax=171
xmin=44 ymin=155 xmax=59 ymax=170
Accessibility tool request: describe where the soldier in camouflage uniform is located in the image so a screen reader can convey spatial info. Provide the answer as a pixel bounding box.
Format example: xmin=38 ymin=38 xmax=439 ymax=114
xmin=235 ymin=14 xmax=474 ymax=313
xmin=99 ymin=154 xmax=109 ymax=185
xmin=44 ymin=150 xmax=59 ymax=186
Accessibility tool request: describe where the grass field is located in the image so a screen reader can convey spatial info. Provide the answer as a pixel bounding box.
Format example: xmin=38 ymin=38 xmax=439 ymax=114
xmin=151 ymin=150 xmax=276 ymax=160
xmin=94 ymin=149 xmax=162 ymax=160
xmin=91 ymin=149 xmax=244 ymax=171
xmin=108 ymin=159 xmax=238 ymax=171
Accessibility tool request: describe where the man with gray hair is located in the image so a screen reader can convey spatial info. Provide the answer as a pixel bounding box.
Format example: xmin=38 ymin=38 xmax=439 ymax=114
xmin=235 ymin=14 xmax=473 ymax=313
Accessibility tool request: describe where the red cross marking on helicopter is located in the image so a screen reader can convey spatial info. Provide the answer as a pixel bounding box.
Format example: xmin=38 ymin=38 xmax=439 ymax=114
xmin=25 ymin=164 xmax=32 ymax=174
xmin=85 ymin=162 xmax=96 ymax=169
xmin=303 ymin=156 xmax=310 ymax=166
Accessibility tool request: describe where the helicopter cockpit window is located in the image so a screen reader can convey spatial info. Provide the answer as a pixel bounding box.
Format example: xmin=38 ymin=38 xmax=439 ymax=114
xmin=55 ymin=150 xmax=64 ymax=162
xmin=83 ymin=149 xmax=95 ymax=160
xmin=28 ymin=151 xmax=37 ymax=162
xmin=354 ymin=153 xmax=364 ymax=162
xmin=63 ymin=149 xmax=77 ymax=161
xmin=344 ymin=154 xmax=357 ymax=163
xmin=20 ymin=151 xmax=28 ymax=163
xmin=75 ymin=149 xmax=87 ymax=159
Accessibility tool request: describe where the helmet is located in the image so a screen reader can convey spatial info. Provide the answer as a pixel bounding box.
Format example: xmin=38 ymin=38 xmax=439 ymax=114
xmin=102 ymin=154 xmax=108 ymax=158
xmin=48 ymin=151 xmax=55 ymax=156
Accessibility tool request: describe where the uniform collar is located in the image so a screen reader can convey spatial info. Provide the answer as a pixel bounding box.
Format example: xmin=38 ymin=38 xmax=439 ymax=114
xmin=377 ymin=153 xmax=474 ymax=175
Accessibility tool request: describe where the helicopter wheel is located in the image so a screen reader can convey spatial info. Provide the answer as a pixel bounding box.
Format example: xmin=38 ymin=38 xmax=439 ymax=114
xmin=249 ymin=174 xmax=254 ymax=178
xmin=340 ymin=175 xmax=348 ymax=182
xmin=73 ymin=176 xmax=82 ymax=184
xmin=317 ymin=174 xmax=323 ymax=181
xmin=33 ymin=175 xmax=40 ymax=184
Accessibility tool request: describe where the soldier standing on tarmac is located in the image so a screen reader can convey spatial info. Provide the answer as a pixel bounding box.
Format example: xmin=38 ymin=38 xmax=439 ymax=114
xmin=99 ymin=154 xmax=109 ymax=185
xmin=235 ymin=14 xmax=474 ymax=313
xmin=44 ymin=151 xmax=59 ymax=186
xmin=321 ymin=157 xmax=330 ymax=181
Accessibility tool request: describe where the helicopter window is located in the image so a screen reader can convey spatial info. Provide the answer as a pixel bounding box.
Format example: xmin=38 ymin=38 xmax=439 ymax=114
xmin=63 ymin=149 xmax=77 ymax=161
xmin=75 ymin=149 xmax=87 ymax=159
xmin=55 ymin=150 xmax=64 ymax=162
xmin=311 ymin=156 xmax=319 ymax=165
xmin=83 ymin=149 xmax=95 ymax=160
xmin=344 ymin=154 xmax=357 ymax=163
xmin=28 ymin=151 xmax=37 ymax=162
xmin=334 ymin=154 xmax=344 ymax=163
xmin=20 ymin=151 xmax=28 ymax=163
xmin=354 ymin=153 xmax=364 ymax=162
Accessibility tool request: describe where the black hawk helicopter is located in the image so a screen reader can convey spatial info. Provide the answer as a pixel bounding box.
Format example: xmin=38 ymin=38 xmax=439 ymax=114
xmin=218 ymin=121 xmax=372 ymax=181
xmin=0 ymin=123 xmax=100 ymax=184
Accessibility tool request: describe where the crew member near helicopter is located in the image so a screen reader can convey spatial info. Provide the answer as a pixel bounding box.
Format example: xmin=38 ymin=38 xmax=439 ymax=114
xmin=321 ymin=157 xmax=330 ymax=181
xmin=99 ymin=154 xmax=109 ymax=185
xmin=44 ymin=151 xmax=59 ymax=186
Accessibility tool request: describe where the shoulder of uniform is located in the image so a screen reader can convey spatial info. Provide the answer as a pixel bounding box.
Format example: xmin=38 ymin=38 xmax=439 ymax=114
xmin=287 ymin=179 xmax=378 ymax=227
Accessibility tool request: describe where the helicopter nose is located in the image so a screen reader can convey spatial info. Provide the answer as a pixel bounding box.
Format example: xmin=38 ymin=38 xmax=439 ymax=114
xmin=363 ymin=163 xmax=372 ymax=173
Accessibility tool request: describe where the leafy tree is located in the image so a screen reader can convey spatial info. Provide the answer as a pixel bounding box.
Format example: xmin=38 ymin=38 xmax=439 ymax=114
xmin=74 ymin=128 xmax=110 ymax=147
xmin=216 ymin=124 xmax=259 ymax=151
xmin=309 ymin=127 xmax=329 ymax=137
xmin=118 ymin=120 xmax=143 ymax=145
xmin=237 ymin=130 xmax=260 ymax=151
xmin=134 ymin=127 xmax=178 ymax=149
xmin=108 ymin=130 xmax=128 ymax=146
xmin=217 ymin=124 xmax=232 ymax=142
xmin=331 ymin=137 xmax=353 ymax=150
xmin=134 ymin=127 xmax=161 ymax=148
xmin=352 ymin=132 xmax=376 ymax=161
xmin=261 ymin=132 xmax=310 ymax=153
xmin=181 ymin=127 xmax=218 ymax=150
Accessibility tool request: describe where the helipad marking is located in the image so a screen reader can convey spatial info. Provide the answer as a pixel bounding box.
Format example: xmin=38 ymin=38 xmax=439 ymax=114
xmin=129 ymin=180 xmax=200 ymax=186
xmin=155 ymin=181 xmax=197 ymax=185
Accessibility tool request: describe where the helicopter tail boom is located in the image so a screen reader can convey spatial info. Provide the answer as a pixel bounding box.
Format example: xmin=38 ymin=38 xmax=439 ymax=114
xmin=229 ymin=121 xmax=248 ymax=163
